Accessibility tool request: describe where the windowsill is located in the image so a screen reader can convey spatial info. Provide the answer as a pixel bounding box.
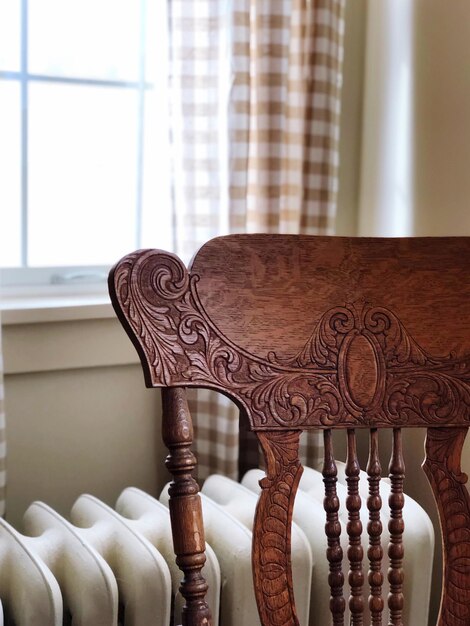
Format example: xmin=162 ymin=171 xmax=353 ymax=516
xmin=0 ymin=286 xmax=115 ymax=325
xmin=1 ymin=286 xmax=139 ymax=374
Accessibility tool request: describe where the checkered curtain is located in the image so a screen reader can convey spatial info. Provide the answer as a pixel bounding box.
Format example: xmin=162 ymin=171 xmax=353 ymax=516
xmin=0 ymin=322 xmax=6 ymax=516
xmin=168 ymin=0 xmax=345 ymax=479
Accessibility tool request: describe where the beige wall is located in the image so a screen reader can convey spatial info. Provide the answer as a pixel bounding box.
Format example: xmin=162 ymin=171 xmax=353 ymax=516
xmin=345 ymin=0 xmax=470 ymax=239
xmin=3 ymin=313 xmax=167 ymax=529
xmin=413 ymin=0 xmax=470 ymax=236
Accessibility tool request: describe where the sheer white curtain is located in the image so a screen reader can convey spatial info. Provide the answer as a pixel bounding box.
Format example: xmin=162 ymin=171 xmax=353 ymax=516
xmin=358 ymin=0 xmax=413 ymax=237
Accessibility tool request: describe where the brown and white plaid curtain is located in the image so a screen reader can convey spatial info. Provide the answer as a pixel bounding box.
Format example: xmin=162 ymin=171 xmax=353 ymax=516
xmin=168 ymin=0 xmax=345 ymax=479
xmin=0 ymin=322 xmax=6 ymax=516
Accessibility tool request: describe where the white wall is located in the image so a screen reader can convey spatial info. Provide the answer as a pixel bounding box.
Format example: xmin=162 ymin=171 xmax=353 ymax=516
xmin=2 ymin=310 xmax=167 ymax=529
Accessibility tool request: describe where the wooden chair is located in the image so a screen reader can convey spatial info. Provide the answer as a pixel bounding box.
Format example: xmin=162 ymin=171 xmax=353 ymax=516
xmin=108 ymin=234 xmax=470 ymax=626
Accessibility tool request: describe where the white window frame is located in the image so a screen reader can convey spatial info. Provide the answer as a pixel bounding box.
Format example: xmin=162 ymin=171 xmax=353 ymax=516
xmin=0 ymin=0 xmax=171 ymax=296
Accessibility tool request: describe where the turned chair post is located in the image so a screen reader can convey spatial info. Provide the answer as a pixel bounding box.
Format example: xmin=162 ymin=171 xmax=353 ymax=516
xmin=161 ymin=387 xmax=211 ymax=626
xmin=109 ymin=234 xmax=470 ymax=626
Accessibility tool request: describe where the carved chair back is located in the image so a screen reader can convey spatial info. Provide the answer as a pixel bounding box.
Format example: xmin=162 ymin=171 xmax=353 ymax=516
xmin=109 ymin=235 xmax=470 ymax=626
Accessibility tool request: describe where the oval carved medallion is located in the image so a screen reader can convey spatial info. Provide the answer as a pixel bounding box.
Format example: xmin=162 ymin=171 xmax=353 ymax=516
xmin=339 ymin=330 xmax=385 ymax=415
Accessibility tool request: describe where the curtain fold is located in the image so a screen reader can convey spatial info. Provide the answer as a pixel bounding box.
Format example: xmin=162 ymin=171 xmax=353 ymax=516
xmin=233 ymin=0 xmax=344 ymax=235
xmin=168 ymin=0 xmax=345 ymax=479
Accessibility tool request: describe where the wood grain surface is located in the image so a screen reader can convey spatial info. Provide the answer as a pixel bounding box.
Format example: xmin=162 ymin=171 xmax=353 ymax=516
xmin=109 ymin=236 xmax=470 ymax=430
xmin=108 ymin=235 xmax=470 ymax=626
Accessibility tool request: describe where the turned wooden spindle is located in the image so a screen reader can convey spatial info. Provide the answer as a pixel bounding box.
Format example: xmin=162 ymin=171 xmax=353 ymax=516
xmin=161 ymin=387 xmax=211 ymax=626
xmin=387 ymin=428 xmax=405 ymax=626
xmin=323 ymin=429 xmax=345 ymax=626
xmin=367 ymin=428 xmax=384 ymax=625
xmin=345 ymin=429 xmax=364 ymax=625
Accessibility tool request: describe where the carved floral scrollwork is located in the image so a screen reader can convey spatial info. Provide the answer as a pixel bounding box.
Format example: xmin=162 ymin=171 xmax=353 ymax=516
xmin=252 ymin=430 xmax=303 ymax=626
xmin=424 ymin=428 xmax=470 ymax=625
xmin=110 ymin=249 xmax=470 ymax=429
xmin=111 ymin=251 xmax=189 ymax=385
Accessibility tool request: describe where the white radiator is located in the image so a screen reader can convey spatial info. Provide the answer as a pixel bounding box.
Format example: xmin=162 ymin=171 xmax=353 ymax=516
xmin=0 ymin=467 xmax=434 ymax=626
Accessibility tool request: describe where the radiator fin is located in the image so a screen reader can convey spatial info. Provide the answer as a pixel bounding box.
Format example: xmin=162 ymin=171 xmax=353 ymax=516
xmin=0 ymin=464 xmax=434 ymax=626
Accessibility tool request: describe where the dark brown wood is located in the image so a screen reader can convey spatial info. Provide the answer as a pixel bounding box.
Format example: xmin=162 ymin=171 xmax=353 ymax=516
xmin=161 ymin=387 xmax=211 ymax=626
xmin=323 ymin=429 xmax=345 ymax=625
xmin=346 ymin=429 xmax=364 ymax=624
xmin=388 ymin=429 xmax=405 ymax=626
xmin=253 ymin=430 xmax=303 ymax=626
xmin=109 ymin=237 xmax=470 ymax=430
xmin=367 ymin=429 xmax=384 ymax=625
xmin=108 ymin=234 xmax=470 ymax=626
xmin=424 ymin=427 xmax=470 ymax=626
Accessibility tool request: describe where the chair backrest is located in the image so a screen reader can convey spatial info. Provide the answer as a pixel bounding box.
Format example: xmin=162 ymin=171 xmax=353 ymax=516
xmin=109 ymin=234 xmax=470 ymax=626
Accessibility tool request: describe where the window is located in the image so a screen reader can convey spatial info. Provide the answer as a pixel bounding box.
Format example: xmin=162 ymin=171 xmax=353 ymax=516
xmin=0 ymin=0 xmax=172 ymax=287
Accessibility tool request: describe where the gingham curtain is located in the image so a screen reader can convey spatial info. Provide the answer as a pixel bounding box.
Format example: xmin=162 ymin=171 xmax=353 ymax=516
xmin=0 ymin=322 xmax=6 ymax=516
xmin=168 ymin=0 xmax=345 ymax=479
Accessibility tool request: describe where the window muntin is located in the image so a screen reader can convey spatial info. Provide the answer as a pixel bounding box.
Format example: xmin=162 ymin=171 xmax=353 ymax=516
xmin=0 ymin=0 xmax=172 ymax=285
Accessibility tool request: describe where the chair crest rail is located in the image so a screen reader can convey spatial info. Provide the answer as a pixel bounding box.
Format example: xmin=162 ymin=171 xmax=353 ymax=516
xmin=109 ymin=247 xmax=470 ymax=430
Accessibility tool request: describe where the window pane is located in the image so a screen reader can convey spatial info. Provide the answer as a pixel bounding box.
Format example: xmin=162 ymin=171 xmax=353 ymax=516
xmin=29 ymin=0 xmax=142 ymax=82
xmin=28 ymin=83 xmax=138 ymax=266
xmin=145 ymin=0 xmax=166 ymax=84
xmin=141 ymin=0 xmax=172 ymax=251
xmin=0 ymin=0 xmax=21 ymax=72
xmin=0 ymin=80 xmax=21 ymax=267
xmin=141 ymin=87 xmax=173 ymax=252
